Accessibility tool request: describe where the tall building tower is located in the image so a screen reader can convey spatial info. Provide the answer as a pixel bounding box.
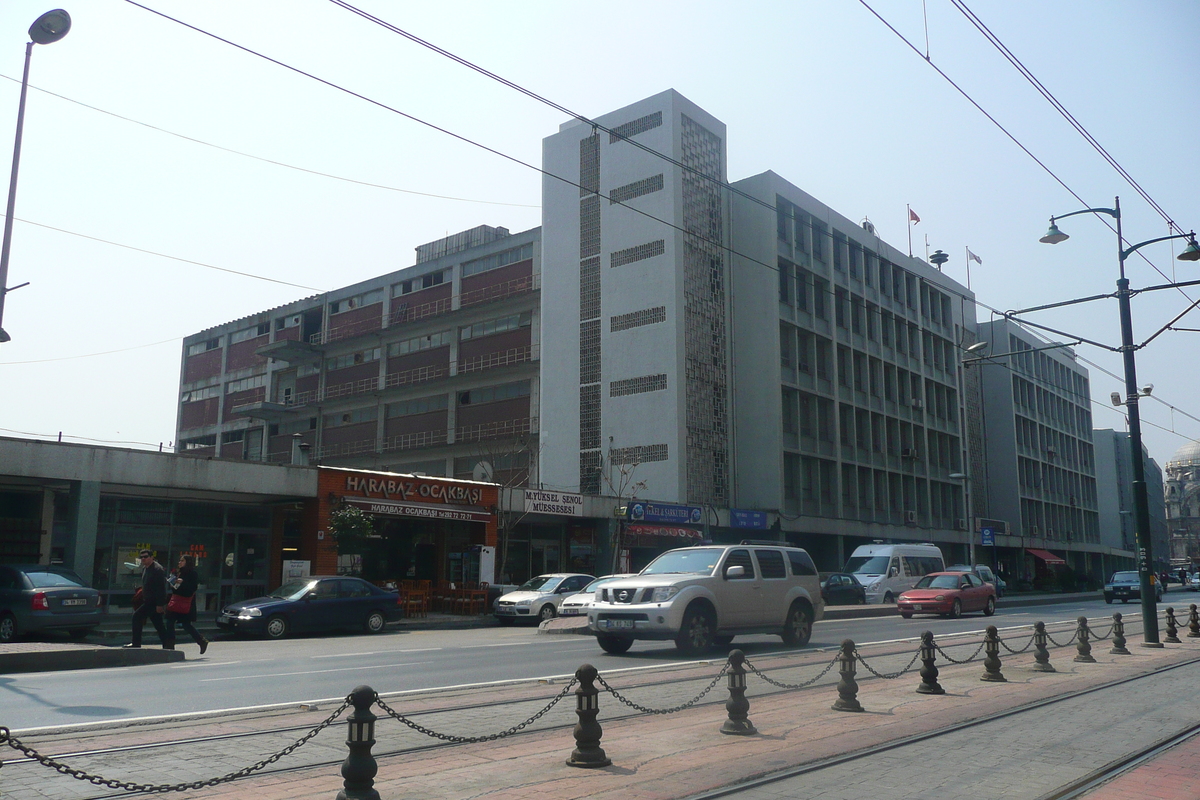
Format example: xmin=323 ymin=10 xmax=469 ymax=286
xmin=540 ymin=90 xmax=731 ymax=506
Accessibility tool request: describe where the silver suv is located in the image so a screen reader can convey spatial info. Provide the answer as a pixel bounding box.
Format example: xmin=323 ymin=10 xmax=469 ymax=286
xmin=587 ymin=542 xmax=824 ymax=655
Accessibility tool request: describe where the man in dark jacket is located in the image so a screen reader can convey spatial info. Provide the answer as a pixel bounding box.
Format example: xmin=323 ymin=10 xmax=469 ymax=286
xmin=126 ymin=549 xmax=171 ymax=649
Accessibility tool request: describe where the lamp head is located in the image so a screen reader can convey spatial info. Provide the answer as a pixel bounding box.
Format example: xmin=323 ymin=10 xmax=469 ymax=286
xmin=1111 ymin=392 xmax=1123 ymax=406
xmin=1039 ymin=220 xmax=1069 ymax=245
xmin=966 ymin=341 xmax=989 ymax=353
xmin=29 ymin=9 xmax=71 ymax=45
xmin=1178 ymin=234 xmax=1200 ymax=262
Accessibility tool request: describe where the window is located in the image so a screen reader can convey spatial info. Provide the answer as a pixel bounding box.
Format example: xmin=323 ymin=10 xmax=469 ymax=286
xmin=723 ymin=549 xmax=754 ymax=579
xmin=457 ymin=380 xmax=531 ymax=406
xmin=326 ymin=348 xmax=381 ymax=371
xmin=754 ymin=550 xmax=787 ymax=579
xmin=330 ymin=288 xmax=384 ymax=314
xmin=230 ymin=323 xmax=270 ymax=344
xmin=386 ymin=395 xmax=449 ymax=417
xmin=386 ymin=330 xmax=451 ymax=357
xmin=226 ymin=374 xmax=266 ymax=394
xmin=323 ymin=407 xmax=378 ymax=427
xmin=788 ymin=549 xmax=818 ymax=576
xmin=181 ymin=385 xmax=220 ymax=403
xmin=461 ymin=243 xmax=534 ymax=277
xmin=275 ymin=314 xmax=301 ymax=331
xmin=393 ymin=269 xmax=450 ymax=296
xmin=181 ymin=434 xmax=216 ymax=450
xmin=459 ymin=312 xmax=532 ymax=341
xmin=186 ymin=337 xmax=221 ymax=357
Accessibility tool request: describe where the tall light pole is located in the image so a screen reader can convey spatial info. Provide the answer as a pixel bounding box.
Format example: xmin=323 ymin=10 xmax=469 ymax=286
xmin=1040 ymin=196 xmax=1200 ymax=646
xmin=0 ymin=9 xmax=71 ymax=343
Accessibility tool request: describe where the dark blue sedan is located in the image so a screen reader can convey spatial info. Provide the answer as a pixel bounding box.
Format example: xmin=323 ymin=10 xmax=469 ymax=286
xmin=216 ymin=576 xmax=403 ymax=639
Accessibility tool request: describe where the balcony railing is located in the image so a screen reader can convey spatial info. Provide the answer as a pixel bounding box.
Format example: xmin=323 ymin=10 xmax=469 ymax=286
xmin=310 ymin=315 xmax=383 ymax=346
xmin=455 ymin=417 xmax=536 ymax=444
xmin=382 ymin=363 xmax=449 ymax=390
xmin=312 ymin=418 xmax=536 ymax=461
xmin=457 ymin=345 xmax=535 ymax=374
xmin=460 ymin=274 xmax=538 ymax=308
xmin=381 ymin=428 xmax=449 ymax=453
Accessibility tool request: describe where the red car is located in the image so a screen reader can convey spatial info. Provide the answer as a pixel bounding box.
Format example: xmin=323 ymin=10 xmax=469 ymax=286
xmin=898 ymin=571 xmax=996 ymax=619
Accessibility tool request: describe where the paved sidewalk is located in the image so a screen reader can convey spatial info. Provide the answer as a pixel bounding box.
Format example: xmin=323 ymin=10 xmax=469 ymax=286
xmin=4 ymin=618 xmax=1200 ymax=800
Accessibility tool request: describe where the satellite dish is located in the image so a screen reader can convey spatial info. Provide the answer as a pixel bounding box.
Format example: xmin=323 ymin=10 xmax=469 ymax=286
xmin=472 ymin=461 xmax=494 ymax=482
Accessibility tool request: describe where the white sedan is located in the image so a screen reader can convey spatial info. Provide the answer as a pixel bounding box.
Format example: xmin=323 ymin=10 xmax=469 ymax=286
xmin=493 ymin=573 xmax=594 ymax=624
xmin=558 ymin=574 xmax=637 ymax=617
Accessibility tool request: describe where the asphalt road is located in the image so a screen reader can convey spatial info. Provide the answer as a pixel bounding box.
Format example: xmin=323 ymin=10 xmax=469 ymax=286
xmin=0 ymin=597 xmax=1141 ymax=730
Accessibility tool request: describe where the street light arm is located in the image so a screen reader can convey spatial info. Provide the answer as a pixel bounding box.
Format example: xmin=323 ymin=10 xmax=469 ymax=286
xmin=998 ymin=312 xmax=1121 ymax=352
xmin=1049 ymin=207 xmax=1119 ymax=223
xmin=1121 ymin=232 xmax=1197 ymax=262
xmin=963 ymin=339 xmax=1083 ymax=366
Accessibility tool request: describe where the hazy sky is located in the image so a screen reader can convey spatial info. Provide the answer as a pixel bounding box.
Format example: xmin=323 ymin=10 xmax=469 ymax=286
xmin=0 ymin=0 xmax=1196 ymax=469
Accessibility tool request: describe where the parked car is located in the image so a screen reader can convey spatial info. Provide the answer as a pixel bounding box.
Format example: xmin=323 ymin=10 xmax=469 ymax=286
xmin=1103 ymin=571 xmax=1162 ymax=604
xmin=0 ymin=564 xmax=103 ymax=642
xmin=945 ymin=564 xmax=1006 ymax=597
xmin=558 ymin=574 xmax=635 ymax=617
xmin=587 ymin=542 xmax=824 ymax=655
xmin=1190 ymin=572 xmax=1200 ymax=591
xmin=843 ymin=543 xmax=945 ymax=604
xmin=216 ymin=576 xmax=403 ymax=639
xmin=493 ymin=573 xmax=594 ymax=625
xmin=897 ymin=571 xmax=996 ymax=619
xmin=821 ymin=573 xmax=867 ymax=605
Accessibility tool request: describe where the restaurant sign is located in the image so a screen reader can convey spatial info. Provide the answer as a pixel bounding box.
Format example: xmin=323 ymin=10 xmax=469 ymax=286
xmin=524 ymin=490 xmax=584 ymax=516
xmin=345 ymin=497 xmax=492 ymax=523
xmin=622 ymin=523 xmax=704 ymax=548
xmin=343 ymin=474 xmax=484 ymax=506
xmin=627 ymin=501 xmax=703 ymax=525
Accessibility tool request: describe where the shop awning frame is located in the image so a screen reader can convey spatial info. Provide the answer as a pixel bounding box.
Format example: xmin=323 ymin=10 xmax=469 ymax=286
xmin=1025 ymin=548 xmax=1066 ymax=565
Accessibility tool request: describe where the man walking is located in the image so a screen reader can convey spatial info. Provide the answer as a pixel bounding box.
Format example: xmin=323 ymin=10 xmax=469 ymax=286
xmin=125 ymin=549 xmax=171 ymax=649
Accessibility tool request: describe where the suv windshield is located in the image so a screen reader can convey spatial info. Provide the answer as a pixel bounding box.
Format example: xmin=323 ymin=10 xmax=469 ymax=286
xmin=844 ymin=555 xmax=890 ymax=575
xmin=517 ymin=576 xmax=561 ymax=592
xmin=915 ymin=575 xmax=962 ymax=590
xmin=1110 ymin=572 xmax=1138 ymax=583
xmin=642 ymin=548 xmax=723 ymax=576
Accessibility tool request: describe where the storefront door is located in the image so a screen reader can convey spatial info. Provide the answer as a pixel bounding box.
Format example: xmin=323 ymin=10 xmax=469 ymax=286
xmin=531 ymin=540 xmax=560 ymax=576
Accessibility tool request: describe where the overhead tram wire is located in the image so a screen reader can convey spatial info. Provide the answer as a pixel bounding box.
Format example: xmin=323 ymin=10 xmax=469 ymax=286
xmin=0 ymin=73 xmax=537 ymax=209
xmin=949 ymin=0 xmax=1183 ymax=237
xmin=857 ymin=0 xmax=1191 ymax=294
xmin=125 ymin=1 xmax=1200 ymax=442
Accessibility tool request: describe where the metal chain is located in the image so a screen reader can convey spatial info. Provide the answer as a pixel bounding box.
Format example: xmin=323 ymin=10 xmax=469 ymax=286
xmin=999 ymin=633 xmax=1037 ymax=654
xmin=1089 ymin=623 xmax=1114 ymax=641
xmin=1045 ymin=628 xmax=1080 ymax=648
xmin=933 ymin=641 xmax=987 ymax=665
xmin=743 ymin=653 xmax=840 ymax=689
xmin=0 ymin=698 xmax=349 ymax=793
xmin=855 ymin=647 xmax=922 ymax=679
xmin=597 ymin=663 xmax=729 ymax=714
xmin=375 ymin=680 xmax=575 ymax=744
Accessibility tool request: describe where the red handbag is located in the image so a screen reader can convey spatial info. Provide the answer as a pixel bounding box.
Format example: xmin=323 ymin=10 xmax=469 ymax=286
xmin=166 ymin=594 xmax=193 ymax=614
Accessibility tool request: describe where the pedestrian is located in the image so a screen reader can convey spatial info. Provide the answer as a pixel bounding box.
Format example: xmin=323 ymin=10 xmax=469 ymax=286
xmin=165 ymin=554 xmax=209 ymax=655
xmin=125 ymin=549 xmax=171 ymax=649
xmin=1179 ymin=568 xmax=1188 ymax=586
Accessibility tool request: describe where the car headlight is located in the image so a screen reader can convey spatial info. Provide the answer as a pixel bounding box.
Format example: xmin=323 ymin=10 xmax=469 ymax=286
xmin=865 ymin=579 xmax=881 ymax=591
xmin=516 ymin=599 xmax=533 ymax=606
xmin=237 ymin=608 xmax=262 ymax=619
xmin=1104 ymin=585 xmax=1113 ymax=591
xmin=649 ymin=587 xmax=680 ymax=602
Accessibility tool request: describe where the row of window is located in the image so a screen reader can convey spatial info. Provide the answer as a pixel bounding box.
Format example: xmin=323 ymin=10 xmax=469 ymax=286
xmin=783 ymin=453 xmax=964 ymax=521
xmin=1012 ymin=374 xmax=1093 ymax=437
xmin=321 ymin=380 xmax=532 ymax=427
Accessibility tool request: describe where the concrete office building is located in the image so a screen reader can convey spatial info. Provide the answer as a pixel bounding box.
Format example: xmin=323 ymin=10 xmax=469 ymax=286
xmin=975 ymin=318 xmax=1110 ymax=584
xmin=1093 ymin=428 xmax=1166 ymax=572
xmin=1164 ymin=439 xmax=1200 ymax=569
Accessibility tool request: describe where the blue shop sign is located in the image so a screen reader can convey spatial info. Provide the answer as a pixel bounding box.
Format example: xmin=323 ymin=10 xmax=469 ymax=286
xmin=627 ymin=502 xmax=703 ymax=525
xmin=731 ymin=509 xmax=767 ymax=529
xmin=981 ymin=527 xmax=995 ymax=547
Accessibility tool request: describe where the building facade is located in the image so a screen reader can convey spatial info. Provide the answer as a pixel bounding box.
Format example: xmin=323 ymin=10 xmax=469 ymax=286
xmin=1164 ymin=439 xmax=1200 ymax=569
xmin=1093 ymin=428 xmax=1167 ymax=573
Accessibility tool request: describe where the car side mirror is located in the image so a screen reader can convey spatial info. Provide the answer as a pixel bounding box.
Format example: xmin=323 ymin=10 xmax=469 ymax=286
xmin=725 ymin=565 xmax=745 ymax=579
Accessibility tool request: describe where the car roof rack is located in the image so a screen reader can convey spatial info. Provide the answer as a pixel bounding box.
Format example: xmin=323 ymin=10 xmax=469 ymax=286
xmin=739 ymin=539 xmax=791 ymax=546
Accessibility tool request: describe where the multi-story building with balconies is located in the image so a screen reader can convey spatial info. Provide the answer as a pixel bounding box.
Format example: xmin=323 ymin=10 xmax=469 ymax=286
xmin=176 ymin=224 xmax=540 ymax=484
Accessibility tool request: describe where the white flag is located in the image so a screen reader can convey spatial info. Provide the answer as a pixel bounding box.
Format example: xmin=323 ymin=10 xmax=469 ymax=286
xmin=967 ymin=248 xmax=982 ymax=265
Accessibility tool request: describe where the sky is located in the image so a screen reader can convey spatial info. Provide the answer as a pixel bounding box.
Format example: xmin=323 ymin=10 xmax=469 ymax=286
xmin=0 ymin=0 xmax=1196 ymax=469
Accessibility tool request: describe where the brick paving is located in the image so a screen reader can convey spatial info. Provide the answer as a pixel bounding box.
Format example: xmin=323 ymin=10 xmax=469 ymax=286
xmin=4 ymin=623 xmax=1200 ymax=800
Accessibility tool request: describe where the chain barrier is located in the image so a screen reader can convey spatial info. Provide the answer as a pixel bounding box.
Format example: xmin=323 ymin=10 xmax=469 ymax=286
xmin=0 ymin=698 xmax=350 ymax=793
xmin=1088 ymin=623 xmax=1114 ymax=641
xmin=999 ymin=633 xmax=1037 ymax=654
xmin=1045 ymin=628 xmax=1079 ymax=648
xmin=744 ymin=653 xmax=840 ymax=689
xmin=375 ymin=680 xmax=576 ymax=744
xmin=597 ymin=664 xmax=729 ymax=714
xmin=854 ymin=647 xmax=922 ymax=680
xmin=932 ymin=640 xmax=987 ymax=665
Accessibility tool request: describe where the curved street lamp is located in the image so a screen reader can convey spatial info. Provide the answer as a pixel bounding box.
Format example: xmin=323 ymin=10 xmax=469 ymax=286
xmin=0 ymin=9 xmax=71 ymax=343
xmin=1039 ymin=196 xmax=1200 ymax=646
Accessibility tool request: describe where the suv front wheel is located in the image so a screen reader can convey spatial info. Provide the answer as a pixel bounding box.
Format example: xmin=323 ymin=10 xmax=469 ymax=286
xmin=675 ymin=607 xmax=715 ymax=655
xmin=781 ymin=601 xmax=813 ymax=647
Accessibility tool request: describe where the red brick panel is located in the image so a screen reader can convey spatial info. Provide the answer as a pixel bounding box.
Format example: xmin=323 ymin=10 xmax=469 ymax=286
xmin=390 ymin=284 xmax=452 ymax=322
xmin=386 ymin=347 xmax=451 ymax=376
xmin=227 ymin=336 xmax=269 ymax=372
xmin=297 ymin=374 xmax=320 ymax=395
xmin=267 ymin=430 xmax=315 ymax=463
xmin=184 ymin=349 xmax=223 ymax=383
xmin=326 ymin=303 xmax=384 ymax=342
xmin=321 ymin=422 xmax=377 ymax=448
xmin=325 ymin=362 xmax=381 ymax=392
xmin=179 ymin=398 xmax=219 ymax=430
xmin=457 ymin=328 xmax=531 ymax=362
xmin=223 ymin=387 xmax=266 ymax=420
xmin=275 ymin=325 xmax=301 ymax=343
xmin=460 ymin=258 xmax=532 ymax=296
xmin=455 ymin=396 xmax=531 ymax=429
xmin=384 ymin=410 xmax=448 ymax=439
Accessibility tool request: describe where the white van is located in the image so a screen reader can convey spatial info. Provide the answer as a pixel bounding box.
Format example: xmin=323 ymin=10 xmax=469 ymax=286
xmin=843 ymin=544 xmax=945 ymax=604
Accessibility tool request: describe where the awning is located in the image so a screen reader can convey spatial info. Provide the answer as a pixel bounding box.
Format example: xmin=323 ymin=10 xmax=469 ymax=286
xmin=1026 ymin=548 xmax=1066 ymax=565
xmin=622 ymin=524 xmax=704 ymax=548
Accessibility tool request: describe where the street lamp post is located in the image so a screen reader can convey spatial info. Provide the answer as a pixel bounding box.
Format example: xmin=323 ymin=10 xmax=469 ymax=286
xmin=0 ymin=9 xmax=71 ymax=343
xmin=1040 ymin=197 xmax=1200 ymax=647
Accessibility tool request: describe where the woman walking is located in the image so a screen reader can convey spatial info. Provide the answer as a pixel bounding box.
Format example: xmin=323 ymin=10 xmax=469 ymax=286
xmin=165 ymin=554 xmax=209 ymax=654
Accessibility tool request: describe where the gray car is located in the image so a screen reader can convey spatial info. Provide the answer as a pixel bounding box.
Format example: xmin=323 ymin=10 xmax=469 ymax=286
xmin=0 ymin=564 xmax=103 ymax=642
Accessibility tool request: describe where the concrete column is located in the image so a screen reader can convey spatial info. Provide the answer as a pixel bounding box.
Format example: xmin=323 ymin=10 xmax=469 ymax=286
xmin=39 ymin=489 xmax=55 ymax=565
xmin=65 ymin=481 xmax=100 ymax=583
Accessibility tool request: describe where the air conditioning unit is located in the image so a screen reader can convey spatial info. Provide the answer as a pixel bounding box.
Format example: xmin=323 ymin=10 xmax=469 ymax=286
xmin=901 ymin=447 xmax=917 ymax=459
xmin=954 ymin=518 xmax=967 ymax=531
xmin=905 ymin=510 xmax=917 ymax=524
xmin=798 ymin=362 xmax=811 ymax=373
xmin=1046 ymin=528 xmax=1055 ymax=539
xmin=1029 ymin=526 xmax=1040 ymax=536
xmin=911 ymin=399 xmax=924 ymax=409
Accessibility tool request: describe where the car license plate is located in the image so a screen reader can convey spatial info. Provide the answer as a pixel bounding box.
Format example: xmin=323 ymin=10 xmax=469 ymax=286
xmin=604 ymin=619 xmax=634 ymax=630
xmin=218 ymin=614 xmax=232 ymax=623
xmin=61 ymin=599 xmax=87 ymax=606
xmin=912 ymin=604 xmax=922 ymax=611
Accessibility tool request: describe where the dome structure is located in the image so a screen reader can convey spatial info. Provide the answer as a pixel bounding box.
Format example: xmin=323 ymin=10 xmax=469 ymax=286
xmin=1168 ymin=440 xmax=1200 ymax=467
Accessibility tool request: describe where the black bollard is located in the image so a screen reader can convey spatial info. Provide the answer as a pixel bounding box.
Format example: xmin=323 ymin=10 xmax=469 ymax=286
xmin=1031 ymin=622 xmax=1055 ymax=672
xmin=1164 ymin=608 xmax=1182 ymax=644
xmin=1074 ymin=617 xmax=1096 ymax=663
xmin=980 ymin=625 xmax=1006 ymax=682
xmin=916 ymin=631 xmax=945 ymax=695
xmin=337 ymin=686 xmax=380 ymax=800
xmin=1189 ymin=604 xmax=1200 ymax=639
xmin=832 ymin=639 xmax=863 ymax=712
xmin=566 ymin=664 xmax=611 ymax=768
xmin=720 ymin=649 xmax=757 ymax=735
xmin=1110 ymin=613 xmax=1130 ymax=655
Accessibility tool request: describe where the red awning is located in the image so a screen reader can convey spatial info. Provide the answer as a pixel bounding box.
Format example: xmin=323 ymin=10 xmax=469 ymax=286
xmin=1026 ymin=548 xmax=1066 ymax=565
